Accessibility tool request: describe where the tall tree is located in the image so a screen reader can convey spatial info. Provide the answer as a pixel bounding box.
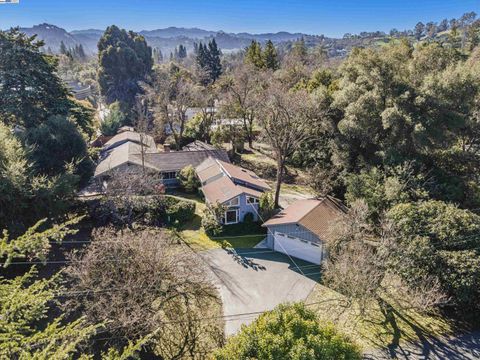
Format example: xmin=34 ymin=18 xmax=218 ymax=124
xmin=97 ymin=25 xmax=153 ymax=110
xmin=414 ymin=22 xmax=425 ymax=40
xmin=196 ymin=39 xmax=222 ymax=85
xmin=259 ymin=82 xmax=312 ymax=207
xmin=244 ymin=40 xmax=264 ymax=68
xmin=0 ymin=29 xmax=72 ymax=128
xmin=219 ymin=64 xmax=265 ymax=148
xmin=263 ymin=40 xmax=279 ymax=70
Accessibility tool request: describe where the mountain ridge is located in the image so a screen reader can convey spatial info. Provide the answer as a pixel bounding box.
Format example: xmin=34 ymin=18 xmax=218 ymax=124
xmin=17 ymin=23 xmax=319 ymax=55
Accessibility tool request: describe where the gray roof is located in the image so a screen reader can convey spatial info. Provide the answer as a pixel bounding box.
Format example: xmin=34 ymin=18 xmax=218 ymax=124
xmin=94 ymin=144 xmax=229 ymax=178
xmin=103 ymin=131 xmax=157 ymax=152
xmin=142 ymin=149 xmax=230 ymax=172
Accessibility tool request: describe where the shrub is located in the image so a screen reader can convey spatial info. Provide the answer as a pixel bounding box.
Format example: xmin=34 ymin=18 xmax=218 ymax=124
xmin=100 ymin=102 xmax=126 ymax=136
xmin=213 ymin=303 xmax=361 ymax=360
xmin=91 ymin=195 xmax=167 ymax=227
xmin=202 ymin=203 xmax=225 ymax=236
xmin=259 ymin=191 xmax=276 ymax=220
xmin=243 ymin=212 xmax=254 ymax=223
xmin=165 ymin=197 xmax=195 ymax=225
xmin=177 ymin=165 xmax=200 ymax=193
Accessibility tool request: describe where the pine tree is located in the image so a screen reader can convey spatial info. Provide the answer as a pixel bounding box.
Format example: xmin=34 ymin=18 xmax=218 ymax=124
xmin=244 ymin=40 xmax=264 ymax=68
xmin=59 ymin=40 xmax=67 ymax=55
xmin=207 ymin=39 xmax=222 ymax=82
xmin=263 ymin=40 xmax=279 ymax=70
xmin=178 ymin=44 xmax=187 ymax=59
xmin=77 ymin=43 xmax=86 ymax=60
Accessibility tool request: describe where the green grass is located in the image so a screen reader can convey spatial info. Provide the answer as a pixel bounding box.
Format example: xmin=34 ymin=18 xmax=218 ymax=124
xmin=170 ymin=190 xmax=266 ymax=251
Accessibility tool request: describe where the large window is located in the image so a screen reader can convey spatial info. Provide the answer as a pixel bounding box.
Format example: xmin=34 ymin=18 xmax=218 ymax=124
xmin=225 ymin=209 xmax=238 ymax=224
xmin=162 ymin=171 xmax=177 ymax=180
xmin=225 ymin=196 xmax=239 ymax=207
xmin=246 ymin=196 xmax=259 ymax=204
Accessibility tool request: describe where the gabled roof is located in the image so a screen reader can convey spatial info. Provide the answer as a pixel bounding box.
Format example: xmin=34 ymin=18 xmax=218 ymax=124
xmin=263 ymin=197 xmax=347 ymax=241
xmin=201 ymin=176 xmax=264 ymax=205
xmin=196 ymin=157 xmax=268 ymax=205
xmin=94 ymin=133 xmax=230 ymax=178
xmin=217 ymin=160 xmax=270 ymax=191
xmin=141 ymin=149 xmax=229 ymax=173
xmin=103 ymin=131 xmax=157 ymax=152
xmin=94 ymin=141 xmax=158 ymax=177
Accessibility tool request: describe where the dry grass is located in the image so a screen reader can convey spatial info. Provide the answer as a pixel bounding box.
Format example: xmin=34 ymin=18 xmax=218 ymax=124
xmin=306 ymin=284 xmax=453 ymax=352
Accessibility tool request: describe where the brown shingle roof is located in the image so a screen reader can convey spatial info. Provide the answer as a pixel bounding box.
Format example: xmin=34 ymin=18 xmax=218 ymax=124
xmin=217 ymin=160 xmax=270 ymax=191
xmin=201 ymin=176 xmax=264 ymax=205
xmin=263 ymin=197 xmax=346 ymax=241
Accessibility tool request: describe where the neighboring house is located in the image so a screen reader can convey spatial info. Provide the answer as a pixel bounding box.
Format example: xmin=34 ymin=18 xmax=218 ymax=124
xmin=93 ymin=130 xmax=229 ymax=188
xmin=262 ymin=197 xmax=347 ymax=264
xmin=196 ymin=157 xmax=270 ymax=224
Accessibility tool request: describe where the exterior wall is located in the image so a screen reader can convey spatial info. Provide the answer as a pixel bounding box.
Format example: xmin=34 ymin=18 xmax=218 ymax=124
xmin=99 ymin=163 xmax=181 ymax=188
xmin=264 ymin=223 xmax=320 ymax=248
xmin=222 ymin=193 xmax=261 ymax=224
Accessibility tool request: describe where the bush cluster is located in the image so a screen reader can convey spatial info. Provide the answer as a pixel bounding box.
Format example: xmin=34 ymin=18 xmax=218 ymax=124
xmin=90 ymin=195 xmax=195 ymax=227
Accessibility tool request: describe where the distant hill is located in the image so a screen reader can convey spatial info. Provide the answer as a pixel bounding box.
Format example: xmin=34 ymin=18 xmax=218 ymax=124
xmin=15 ymin=23 xmax=397 ymax=58
xmin=16 ymin=23 xmax=321 ymax=55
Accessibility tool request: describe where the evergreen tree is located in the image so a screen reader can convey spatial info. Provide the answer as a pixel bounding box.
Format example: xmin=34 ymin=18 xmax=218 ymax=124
xmin=0 ymin=29 xmax=86 ymax=129
xmin=59 ymin=40 xmax=67 ymax=54
xmin=196 ymin=40 xmax=222 ymax=84
xmin=97 ymin=25 xmax=153 ymax=108
xmin=77 ymin=43 xmax=86 ymax=59
xmin=263 ymin=40 xmax=279 ymax=70
xmin=178 ymin=44 xmax=187 ymax=59
xmin=207 ymin=38 xmax=222 ymax=82
xmin=244 ymin=40 xmax=264 ymax=68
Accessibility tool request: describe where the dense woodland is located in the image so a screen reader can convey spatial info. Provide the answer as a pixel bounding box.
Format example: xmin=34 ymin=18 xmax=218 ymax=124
xmin=1 ymin=10 xmax=480 ymax=359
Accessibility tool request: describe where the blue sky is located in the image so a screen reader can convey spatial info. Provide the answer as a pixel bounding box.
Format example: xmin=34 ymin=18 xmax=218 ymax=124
xmin=0 ymin=0 xmax=479 ymax=37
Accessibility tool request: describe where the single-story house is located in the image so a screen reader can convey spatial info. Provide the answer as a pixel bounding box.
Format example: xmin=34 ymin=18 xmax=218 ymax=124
xmin=93 ymin=130 xmax=229 ymax=187
xmin=262 ymin=197 xmax=347 ymax=264
xmin=196 ymin=157 xmax=270 ymax=224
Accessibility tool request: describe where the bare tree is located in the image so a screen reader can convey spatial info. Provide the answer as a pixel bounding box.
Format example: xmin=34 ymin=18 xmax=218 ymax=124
xmin=145 ymin=66 xmax=196 ymax=149
xmin=218 ymin=64 xmax=266 ymax=148
xmin=323 ymin=200 xmax=448 ymax=316
xmin=66 ymin=228 xmax=224 ymax=358
xmin=258 ymin=82 xmax=313 ymax=207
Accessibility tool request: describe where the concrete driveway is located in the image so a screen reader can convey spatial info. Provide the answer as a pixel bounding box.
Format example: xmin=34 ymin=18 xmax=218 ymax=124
xmin=201 ymin=248 xmax=320 ymax=335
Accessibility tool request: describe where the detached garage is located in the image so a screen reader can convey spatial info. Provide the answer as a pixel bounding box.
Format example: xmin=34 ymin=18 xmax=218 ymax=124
xmin=262 ymin=197 xmax=346 ymax=265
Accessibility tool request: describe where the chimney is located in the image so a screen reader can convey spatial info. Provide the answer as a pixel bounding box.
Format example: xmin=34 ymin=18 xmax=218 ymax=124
xmin=163 ymin=144 xmax=171 ymax=152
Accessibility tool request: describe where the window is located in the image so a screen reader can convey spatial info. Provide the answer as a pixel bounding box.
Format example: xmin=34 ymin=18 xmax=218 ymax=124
xmin=162 ymin=171 xmax=177 ymax=180
xmin=287 ymin=235 xmax=296 ymax=240
xmin=226 ymin=197 xmax=239 ymax=207
xmin=247 ymin=196 xmax=259 ymax=204
xmin=225 ymin=209 xmax=238 ymax=224
xmin=300 ymin=239 xmax=309 ymax=243
xmin=311 ymin=242 xmax=320 ymax=247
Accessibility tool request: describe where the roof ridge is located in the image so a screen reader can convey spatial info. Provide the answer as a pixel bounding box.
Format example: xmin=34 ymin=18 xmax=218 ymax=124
xmin=296 ymin=198 xmax=324 ymax=223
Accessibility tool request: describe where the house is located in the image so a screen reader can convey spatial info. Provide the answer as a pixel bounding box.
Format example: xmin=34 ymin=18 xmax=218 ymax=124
xmin=262 ymin=197 xmax=347 ymax=264
xmin=196 ymin=157 xmax=270 ymax=224
xmin=93 ymin=130 xmax=229 ymax=188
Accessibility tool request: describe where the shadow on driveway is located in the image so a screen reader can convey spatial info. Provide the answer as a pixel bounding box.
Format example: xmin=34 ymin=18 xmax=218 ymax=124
xmin=201 ymin=248 xmax=321 ymax=335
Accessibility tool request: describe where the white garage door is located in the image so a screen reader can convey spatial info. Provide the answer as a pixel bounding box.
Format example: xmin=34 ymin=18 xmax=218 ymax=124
xmin=273 ymin=231 xmax=322 ymax=265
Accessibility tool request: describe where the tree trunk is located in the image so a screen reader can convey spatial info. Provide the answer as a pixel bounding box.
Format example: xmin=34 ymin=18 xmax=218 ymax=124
xmin=274 ymin=156 xmax=284 ymax=208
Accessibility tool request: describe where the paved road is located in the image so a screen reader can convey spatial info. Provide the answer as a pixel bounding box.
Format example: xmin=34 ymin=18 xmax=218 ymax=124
xmin=364 ymin=331 xmax=480 ymax=359
xmin=201 ymin=248 xmax=320 ymax=335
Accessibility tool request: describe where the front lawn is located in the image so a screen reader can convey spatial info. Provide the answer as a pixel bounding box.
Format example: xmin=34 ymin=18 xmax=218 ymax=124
xmin=169 ymin=190 xmax=267 ymax=251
